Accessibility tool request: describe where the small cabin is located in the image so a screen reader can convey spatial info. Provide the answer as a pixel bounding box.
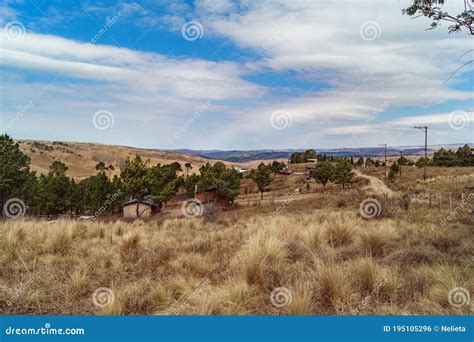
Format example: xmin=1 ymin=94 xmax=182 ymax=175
xmin=275 ymin=168 xmax=294 ymax=177
xmin=195 ymin=187 xmax=235 ymax=210
xmin=123 ymin=199 xmax=159 ymax=219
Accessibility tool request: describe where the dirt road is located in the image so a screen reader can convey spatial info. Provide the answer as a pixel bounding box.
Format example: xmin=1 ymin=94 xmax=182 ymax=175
xmin=354 ymin=170 xmax=398 ymax=197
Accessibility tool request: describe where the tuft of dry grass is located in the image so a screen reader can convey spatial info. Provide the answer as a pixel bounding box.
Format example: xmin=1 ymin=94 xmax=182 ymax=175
xmin=237 ymin=230 xmax=287 ymax=290
xmin=324 ymin=220 xmax=354 ymax=248
xmin=351 ymin=258 xmax=380 ymax=294
xmin=312 ymin=262 xmax=350 ymax=312
xmin=120 ymin=233 xmax=141 ymax=263
xmin=358 ymin=225 xmax=396 ymax=257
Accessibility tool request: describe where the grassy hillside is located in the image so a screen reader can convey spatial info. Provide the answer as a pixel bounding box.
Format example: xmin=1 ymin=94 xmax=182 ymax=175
xmin=16 ymin=140 xmax=268 ymax=180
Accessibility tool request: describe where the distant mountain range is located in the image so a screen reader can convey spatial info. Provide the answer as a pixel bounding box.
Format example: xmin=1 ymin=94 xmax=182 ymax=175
xmin=172 ymin=144 xmax=472 ymax=163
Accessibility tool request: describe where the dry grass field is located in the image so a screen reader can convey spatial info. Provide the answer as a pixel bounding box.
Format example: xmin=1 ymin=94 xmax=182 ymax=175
xmin=1 ymin=167 xmax=472 ymax=316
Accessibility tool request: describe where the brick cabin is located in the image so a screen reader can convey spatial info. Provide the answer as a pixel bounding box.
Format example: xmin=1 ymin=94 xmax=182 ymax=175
xmin=123 ymin=199 xmax=159 ymax=219
xmin=195 ymin=187 xmax=235 ymax=210
xmin=275 ymin=168 xmax=294 ymax=177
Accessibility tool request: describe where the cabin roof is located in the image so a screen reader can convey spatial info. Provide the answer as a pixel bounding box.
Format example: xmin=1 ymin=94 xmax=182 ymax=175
xmin=123 ymin=199 xmax=158 ymax=207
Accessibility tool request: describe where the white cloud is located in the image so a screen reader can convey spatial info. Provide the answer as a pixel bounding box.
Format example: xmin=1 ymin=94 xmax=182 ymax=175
xmin=0 ymin=31 xmax=262 ymax=100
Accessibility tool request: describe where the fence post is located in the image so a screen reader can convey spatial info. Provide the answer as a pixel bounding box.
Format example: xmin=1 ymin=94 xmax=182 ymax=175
xmin=449 ymin=193 xmax=452 ymax=211
xmin=439 ymin=193 xmax=442 ymax=208
xmin=429 ymin=193 xmax=432 ymax=208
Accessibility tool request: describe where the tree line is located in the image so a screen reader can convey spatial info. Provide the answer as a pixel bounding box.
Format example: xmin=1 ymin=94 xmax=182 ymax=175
xmin=289 ymin=145 xmax=474 ymax=169
xmin=0 ymin=135 xmax=241 ymax=218
xmin=249 ymin=158 xmax=355 ymax=195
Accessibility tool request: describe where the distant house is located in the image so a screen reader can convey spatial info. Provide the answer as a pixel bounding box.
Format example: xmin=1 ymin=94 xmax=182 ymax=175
xmin=195 ymin=186 xmax=235 ymax=210
xmin=233 ymin=167 xmax=247 ymax=174
xmin=123 ymin=199 xmax=159 ymax=219
xmin=307 ymin=158 xmax=318 ymax=164
xmin=275 ymin=168 xmax=294 ymax=177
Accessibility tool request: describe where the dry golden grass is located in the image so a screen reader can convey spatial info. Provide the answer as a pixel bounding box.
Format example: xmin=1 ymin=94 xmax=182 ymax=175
xmin=359 ymin=166 xmax=474 ymax=195
xmin=0 ymin=170 xmax=472 ymax=316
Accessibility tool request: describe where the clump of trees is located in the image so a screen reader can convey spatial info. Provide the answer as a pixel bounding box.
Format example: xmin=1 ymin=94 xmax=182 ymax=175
xmin=355 ymin=157 xmax=381 ymax=167
xmin=413 ymin=145 xmax=473 ymax=168
xmin=289 ymin=149 xmax=317 ymax=163
xmin=289 ymin=149 xmax=353 ymax=164
xmin=397 ymin=156 xmax=414 ymax=166
xmin=431 ymin=145 xmax=474 ymax=167
xmin=120 ymin=156 xmax=182 ymax=217
xmin=311 ymin=159 xmax=354 ymax=192
xmin=270 ymin=160 xmax=286 ymax=173
xmin=184 ymin=161 xmax=241 ymax=200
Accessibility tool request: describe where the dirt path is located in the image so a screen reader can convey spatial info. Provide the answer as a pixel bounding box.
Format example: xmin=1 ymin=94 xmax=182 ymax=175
xmin=354 ymin=170 xmax=398 ymax=198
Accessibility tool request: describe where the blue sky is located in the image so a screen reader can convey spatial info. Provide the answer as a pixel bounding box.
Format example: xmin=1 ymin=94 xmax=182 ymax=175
xmin=0 ymin=0 xmax=472 ymax=150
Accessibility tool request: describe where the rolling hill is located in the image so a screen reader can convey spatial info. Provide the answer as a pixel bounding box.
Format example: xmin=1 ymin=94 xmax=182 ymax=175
xmin=16 ymin=140 xmax=269 ymax=179
xmin=173 ymin=144 xmax=472 ymax=162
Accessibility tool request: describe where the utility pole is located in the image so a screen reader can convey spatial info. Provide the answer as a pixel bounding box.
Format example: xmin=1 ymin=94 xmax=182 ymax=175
xmin=378 ymin=144 xmax=387 ymax=166
xmin=399 ymin=151 xmax=403 ymax=178
xmin=414 ymin=126 xmax=428 ymax=181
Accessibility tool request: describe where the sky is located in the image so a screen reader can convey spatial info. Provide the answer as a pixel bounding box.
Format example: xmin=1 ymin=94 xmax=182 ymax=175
xmin=0 ymin=0 xmax=473 ymax=150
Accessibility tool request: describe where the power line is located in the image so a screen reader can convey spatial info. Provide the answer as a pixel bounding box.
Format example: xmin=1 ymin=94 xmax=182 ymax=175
xmin=378 ymin=143 xmax=387 ymax=165
xmin=399 ymin=150 xmax=403 ymax=178
xmin=414 ymin=126 xmax=428 ymax=181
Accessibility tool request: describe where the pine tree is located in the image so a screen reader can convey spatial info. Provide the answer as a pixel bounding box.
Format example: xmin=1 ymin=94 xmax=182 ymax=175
xmin=334 ymin=159 xmax=354 ymax=189
xmin=251 ymin=162 xmax=273 ymax=199
xmin=311 ymin=161 xmax=335 ymax=192
xmin=0 ymin=134 xmax=35 ymax=215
